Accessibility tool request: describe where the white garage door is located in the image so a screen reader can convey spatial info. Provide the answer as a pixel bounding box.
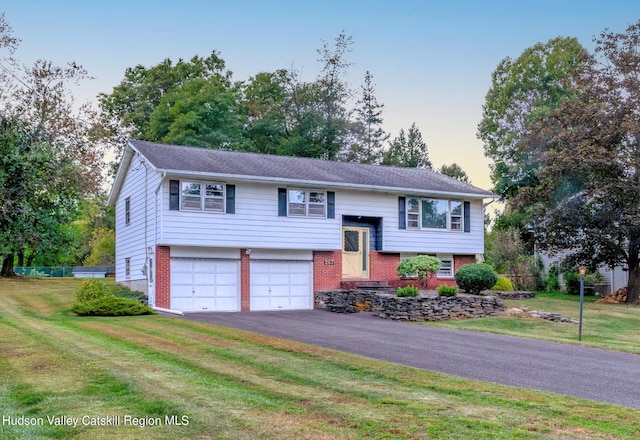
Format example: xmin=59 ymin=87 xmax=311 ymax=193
xmin=171 ymin=259 xmax=239 ymax=312
xmin=250 ymin=261 xmax=312 ymax=311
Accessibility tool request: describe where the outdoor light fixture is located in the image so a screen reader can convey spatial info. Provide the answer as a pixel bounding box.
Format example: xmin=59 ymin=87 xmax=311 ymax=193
xmin=578 ymin=267 xmax=586 ymax=341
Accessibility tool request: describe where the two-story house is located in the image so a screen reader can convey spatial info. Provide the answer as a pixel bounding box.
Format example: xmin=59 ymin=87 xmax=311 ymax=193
xmin=108 ymin=140 xmax=495 ymax=312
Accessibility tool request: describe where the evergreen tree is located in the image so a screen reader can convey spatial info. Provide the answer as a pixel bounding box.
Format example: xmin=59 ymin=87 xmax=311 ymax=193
xmin=383 ymin=123 xmax=432 ymax=168
xmin=341 ymin=71 xmax=388 ymax=163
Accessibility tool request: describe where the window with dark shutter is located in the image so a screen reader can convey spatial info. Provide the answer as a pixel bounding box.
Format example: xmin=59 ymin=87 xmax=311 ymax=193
xmin=464 ymin=201 xmax=471 ymax=233
xmin=226 ymin=184 xmax=235 ymax=214
xmin=278 ymin=188 xmax=287 ymax=216
xmin=398 ymin=197 xmax=406 ymax=229
xmin=169 ymin=180 xmax=180 ymax=210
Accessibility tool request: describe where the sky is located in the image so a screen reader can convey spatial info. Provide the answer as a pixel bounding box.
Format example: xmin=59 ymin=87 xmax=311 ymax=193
xmin=2 ymin=0 xmax=640 ymax=191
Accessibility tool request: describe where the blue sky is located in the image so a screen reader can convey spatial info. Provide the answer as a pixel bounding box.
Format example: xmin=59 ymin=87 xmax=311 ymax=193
xmin=2 ymin=1 xmax=640 ymax=190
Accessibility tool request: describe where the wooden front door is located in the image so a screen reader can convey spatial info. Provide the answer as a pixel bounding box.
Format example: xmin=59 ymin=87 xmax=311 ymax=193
xmin=342 ymin=227 xmax=369 ymax=278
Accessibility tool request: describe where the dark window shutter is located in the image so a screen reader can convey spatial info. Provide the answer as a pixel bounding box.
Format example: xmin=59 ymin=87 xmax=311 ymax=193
xmin=278 ymin=188 xmax=287 ymax=216
xmin=464 ymin=201 xmax=471 ymax=233
xmin=327 ymin=191 xmax=335 ymax=219
xmin=226 ymin=184 xmax=235 ymax=214
xmin=169 ymin=180 xmax=180 ymax=210
xmin=398 ymin=197 xmax=406 ymax=229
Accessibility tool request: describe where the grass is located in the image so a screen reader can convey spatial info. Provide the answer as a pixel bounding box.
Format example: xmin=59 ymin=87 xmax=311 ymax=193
xmin=424 ymin=291 xmax=640 ymax=354
xmin=0 ymin=278 xmax=638 ymax=439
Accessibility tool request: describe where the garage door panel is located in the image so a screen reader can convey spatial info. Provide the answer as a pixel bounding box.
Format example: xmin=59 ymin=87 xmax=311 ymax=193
xmin=193 ymin=273 xmax=216 ymax=285
xmin=170 ymin=297 xmax=193 ymax=310
xmin=250 ymin=261 xmax=312 ymax=311
xmin=170 ymin=258 xmax=239 ymax=312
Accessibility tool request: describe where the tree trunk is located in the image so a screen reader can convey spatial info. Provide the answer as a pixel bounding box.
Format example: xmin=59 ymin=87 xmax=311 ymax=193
xmin=1 ymin=254 xmax=15 ymax=277
xmin=626 ymin=241 xmax=640 ymax=304
xmin=17 ymin=250 xmax=24 ymax=267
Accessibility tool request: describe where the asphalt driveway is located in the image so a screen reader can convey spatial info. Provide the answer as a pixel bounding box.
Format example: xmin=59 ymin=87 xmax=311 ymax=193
xmin=172 ymin=310 xmax=640 ymax=408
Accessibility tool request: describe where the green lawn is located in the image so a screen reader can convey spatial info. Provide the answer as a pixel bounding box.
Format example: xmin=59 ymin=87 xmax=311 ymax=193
xmin=0 ymin=278 xmax=639 ymax=439
xmin=424 ymin=292 xmax=640 ymax=354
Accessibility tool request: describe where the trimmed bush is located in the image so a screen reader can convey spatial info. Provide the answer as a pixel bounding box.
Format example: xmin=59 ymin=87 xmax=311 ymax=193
xmin=437 ymin=285 xmax=458 ymax=297
xmin=72 ymin=295 xmax=154 ymax=316
xmin=110 ymin=284 xmax=147 ymax=303
xmin=492 ymin=276 xmax=514 ymax=292
xmin=454 ymin=263 xmax=498 ymax=294
xmin=397 ymin=255 xmax=442 ymax=288
xmin=74 ymin=279 xmax=111 ymax=303
xmin=396 ymin=286 xmax=420 ymax=297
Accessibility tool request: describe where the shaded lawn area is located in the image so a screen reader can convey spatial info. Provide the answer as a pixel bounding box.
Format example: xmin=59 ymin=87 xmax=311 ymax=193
xmin=0 ymin=278 xmax=639 ymax=439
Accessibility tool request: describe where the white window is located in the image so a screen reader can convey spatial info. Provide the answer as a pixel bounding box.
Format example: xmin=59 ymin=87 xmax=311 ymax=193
xmin=407 ymin=197 xmax=420 ymax=229
xmin=288 ymin=189 xmax=326 ymax=217
xmin=125 ymin=197 xmax=131 ymax=226
xmin=437 ymin=258 xmax=454 ymax=277
xmin=406 ymin=198 xmax=464 ymax=231
xmin=125 ymin=258 xmax=131 ymax=277
xmin=181 ymin=181 xmax=225 ymax=212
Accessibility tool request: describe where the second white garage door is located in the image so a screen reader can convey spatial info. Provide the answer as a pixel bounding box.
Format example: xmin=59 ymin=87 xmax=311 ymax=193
xmin=171 ymin=258 xmax=239 ymax=312
xmin=250 ymin=261 xmax=312 ymax=311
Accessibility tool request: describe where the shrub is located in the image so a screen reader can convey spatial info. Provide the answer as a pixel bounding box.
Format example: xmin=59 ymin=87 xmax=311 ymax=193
xmin=72 ymin=295 xmax=154 ymax=316
xmin=563 ymin=270 xmax=603 ymax=295
xmin=437 ymin=285 xmax=458 ymax=297
xmin=109 ymin=284 xmax=147 ymax=303
xmin=74 ymin=279 xmax=111 ymax=303
xmin=454 ymin=263 xmax=498 ymax=294
xmin=397 ymin=255 xmax=442 ymax=288
xmin=492 ymin=276 xmax=514 ymax=291
xmin=546 ymin=265 xmax=560 ymax=292
xmin=396 ymin=286 xmax=420 ymax=297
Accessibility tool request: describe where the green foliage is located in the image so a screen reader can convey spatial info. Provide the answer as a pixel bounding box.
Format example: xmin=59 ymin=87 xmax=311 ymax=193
xmin=340 ymin=70 xmax=388 ymax=164
xmin=71 ymin=295 xmax=154 ymax=316
xmin=563 ymin=271 xmax=604 ymax=296
xmin=109 ymin=284 xmax=146 ymax=302
xmin=74 ymin=279 xmax=112 ymax=303
xmin=383 ymin=123 xmax=432 ymax=168
xmin=546 ymin=265 xmax=560 ymax=292
xmin=439 ymin=163 xmax=470 ymax=183
xmin=396 ymin=286 xmax=419 ymax=297
xmin=492 ymin=276 xmax=514 ymax=291
xmin=397 ymin=255 xmax=442 ymax=288
xmin=436 ymin=285 xmax=458 ymax=297
xmin=454 ymin=264 xmax=499 ymax=294
xmin=478 ymin=36 xmax=589 ymax=199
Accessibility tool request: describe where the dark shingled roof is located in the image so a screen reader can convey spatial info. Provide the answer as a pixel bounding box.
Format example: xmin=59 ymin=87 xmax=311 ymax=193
xmin=130 ymin=140 xmax=495 ymax=198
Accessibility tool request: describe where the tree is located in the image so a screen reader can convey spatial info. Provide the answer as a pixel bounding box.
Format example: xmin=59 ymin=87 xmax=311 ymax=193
xmin=439 ymin=163 xmax=470 ymax=183
xmin=383 ymin=123 xmax=432 ymax=168
xmin=314 ymin=32 xmax=353 ymax=160
xmin=239 ymin=70 xmax=290 ymax=155
xmin=341 ymin=70 xmax=388 ymax=163
xmin=145 ymin=76 xmax=247 ymax=149
xmin=0 ymin=15 xmax=104 ymax=276
xmin=518 ymin=21 xmax=640 ymax=304
xmin=99 ymin=51 xmax=231 ymax=147
xmin=478 ymin=37 xmax=590 ymax=200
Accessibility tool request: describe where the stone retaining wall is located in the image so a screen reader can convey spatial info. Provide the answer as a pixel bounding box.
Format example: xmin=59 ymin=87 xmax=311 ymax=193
xmin=485 ymin=291 xmax=535 ymax=300
xmin=315 ymin=290 xmax=505 ymax=321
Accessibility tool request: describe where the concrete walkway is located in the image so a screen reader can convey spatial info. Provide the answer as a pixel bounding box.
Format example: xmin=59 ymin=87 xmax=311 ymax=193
xmin=173 ymin=310 xmax=640 ymax=408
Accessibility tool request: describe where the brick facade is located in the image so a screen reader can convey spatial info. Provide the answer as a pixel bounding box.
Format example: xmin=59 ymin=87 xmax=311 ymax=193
xmin=155 ymin=245 xmax=171 ymax=309
xmin=313 ymin=250 xmax=342 ymax=291
xmin=155 ymin=246 xmax=479 ymax=311
xmin=240 ymin=249 xmax=251 ymax=311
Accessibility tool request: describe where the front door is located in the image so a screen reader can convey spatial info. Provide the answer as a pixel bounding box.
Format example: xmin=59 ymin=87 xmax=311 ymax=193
xmin=342 ymin=227 xmax=370 ymax=278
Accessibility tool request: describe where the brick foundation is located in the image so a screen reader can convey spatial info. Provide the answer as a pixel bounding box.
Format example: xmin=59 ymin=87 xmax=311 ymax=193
xmin=313 ymin=250 xmax=342 ymax=291
xmin=155 ymin=245 xmax=171 ymax=309
xmin=240 ymin=249 xmax=250 ymax=311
